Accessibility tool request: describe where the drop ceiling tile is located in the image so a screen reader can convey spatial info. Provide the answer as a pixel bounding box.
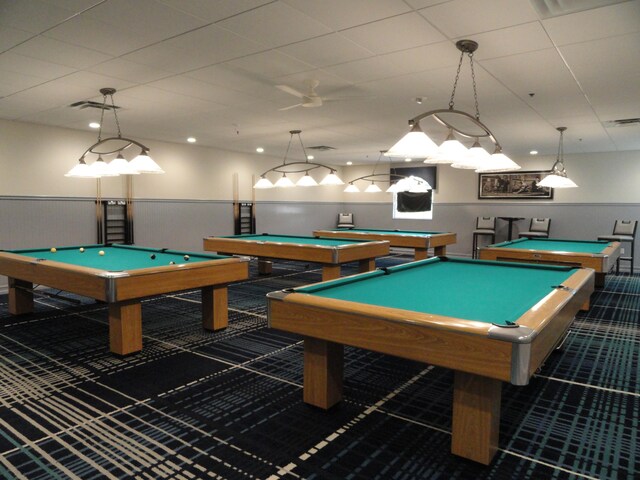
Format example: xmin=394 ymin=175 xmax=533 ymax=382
xmin=0 ymin=52 xmax=75 ymax=80
xmin=225 ymin=50 xmax=315 ymax=79
xmin=217 ymin=2 xmax=332 ymax=48
xmin=420 ymin=0 xmax=539 ymax=38
xmin=12 ymin=36 xmax=113 ymax=69
xmin=87 ymin=58 xmax=172 ymax=84
xmin=156 ymin=0 xmax=273 ymax=22
xmin=542 ymin=1 xmax=640 ymax=46
xmin=80 ymin=0 xmax=208 ymax=40
xmin=0 ymin=71 xmax=48 ymax=97
xmin=147 ymin=76 xmax=259 ymax=107
xmin=463 ymin=22 xmax=554 ymax=60
xmin=281 ymin=0 xmax=412 ymax=30
xmin=43 ymin=15 xmax=156 ymax=56
xmin=341 ymin=12 xmax=445 ymax=55
xmin=279 ymin=34 xmax=374 ymax=68
xmin=0 ymin=26 xmax=35 ymax=52
xmin=0 ymin=0 xmax=78 ymax=33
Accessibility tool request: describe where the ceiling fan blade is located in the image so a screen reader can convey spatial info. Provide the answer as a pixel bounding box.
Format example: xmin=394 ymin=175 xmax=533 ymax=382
xmin=276 ymin=85 xmax=305 ymax=98
xmin=279 ymin=103 xmax=303 ymax=111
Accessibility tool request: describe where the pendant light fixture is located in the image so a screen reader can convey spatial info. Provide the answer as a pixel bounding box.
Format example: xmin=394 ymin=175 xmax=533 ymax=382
xmin=253 ymin=130 xmax=344 ymax=188
xmin=344 ymin=151 xmax=432 ymax=193
xmin=66 ymin=88 xmax=164 ymax=178
xmin=386 ymin=40 xmax=520 ymax=173
xmin=538 ymin=127 xmax=578 ymax=188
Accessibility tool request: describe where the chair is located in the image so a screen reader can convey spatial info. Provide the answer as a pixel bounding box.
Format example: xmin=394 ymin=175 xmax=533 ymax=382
xmin=472 ymin=216 xmax=496 ymax=259
xmin=598 ymin=220 xmax=637 ymax=275
xmin=337 ymin=213 xmax=355 ymax=229
xmin=519 ymin=218 xmax=551 ymax=239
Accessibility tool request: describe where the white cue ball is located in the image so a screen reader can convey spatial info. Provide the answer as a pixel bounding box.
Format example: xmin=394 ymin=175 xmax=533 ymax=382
xmin=99 ymin=250 xmax=105 ymax=256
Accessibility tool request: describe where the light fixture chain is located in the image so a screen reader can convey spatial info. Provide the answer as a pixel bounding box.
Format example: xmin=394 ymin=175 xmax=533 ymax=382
xmin=98 ymin=93 xmax=108 ymax=142
xmin=109 ymin=93 xmax=123 ymax=138
xmin=296 ymin=131 xmax=310 ymax=164
xmin=469 ymin=52 xmax=480 ymax=120
xmin=448 ymin=50 xmax=465 ymax=110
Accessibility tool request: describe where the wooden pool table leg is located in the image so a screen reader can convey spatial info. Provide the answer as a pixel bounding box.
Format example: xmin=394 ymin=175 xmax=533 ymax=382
xmin=433 ymin=245 xmax=447 ymax=256
xmin=202 ymin=285 xmax=228 ymax=330
xmin=303 ymin=337 xmax=343 ymax=409
xmin=595 ymin=272 xmax=605 ymax=288
xmin=358 ymin=258 xmax=375 ymax=273
xmin=322 ymin=265 xmax=341 ymax=281
xmin=109 ymin=301 xmax=142 ymax=355
xmin=414 ymin=248 xmax=428 ymax=260
xmin=451 ymin=371 xmax=502 ymax=465
xmin=8 ymin=278 xmax=34 ymax=315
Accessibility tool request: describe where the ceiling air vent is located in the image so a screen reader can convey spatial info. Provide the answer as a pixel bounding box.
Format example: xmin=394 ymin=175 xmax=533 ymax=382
xmin=530 ymin=0 xmax=629 ymax=19
xmin=603 ymin=118 xmax=640 ymax=128
xmin=307 ymin=145 xmax=336 ymax=151
xmin=69 ymin=100 xmax=120 ymax=110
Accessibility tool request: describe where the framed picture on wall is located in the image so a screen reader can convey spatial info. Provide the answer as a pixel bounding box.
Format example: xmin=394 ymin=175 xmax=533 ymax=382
xmin=478 ymin=171 xmax=553 ymax=200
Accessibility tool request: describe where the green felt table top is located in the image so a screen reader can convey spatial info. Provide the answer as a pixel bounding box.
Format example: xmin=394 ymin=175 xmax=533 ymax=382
xmin=8 ymin=244 xmax=229 ymax=271
xmin=333 ymin=228 xmax=447 ymax=237
xmin=218 ymin=234 xmax=371 ymax=246
xmin=492 ymin=238 xmax=612 ymax=254
xmin=295 ymin=257 xmax=578 ymax=325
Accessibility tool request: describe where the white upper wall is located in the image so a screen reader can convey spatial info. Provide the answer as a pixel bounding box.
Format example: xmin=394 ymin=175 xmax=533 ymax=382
xmin=1 ymin=119 xmax=639 ymax=204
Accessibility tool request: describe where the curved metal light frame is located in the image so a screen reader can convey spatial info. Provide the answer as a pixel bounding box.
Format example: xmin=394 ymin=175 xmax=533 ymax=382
xmin=255 ymin=130 xmax=342 ymax=186
xmin=67 ymin=87 xmax=162 ymax=177
xmin=345 ymin=150 xmax=432 ymax=193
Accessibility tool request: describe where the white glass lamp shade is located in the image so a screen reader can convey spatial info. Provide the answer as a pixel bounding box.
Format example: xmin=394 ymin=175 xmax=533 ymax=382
xmin=274 ymin=173 xmax=295 ymax=188
xmin=385 ymin=123 xmax=439 ymax=158
xmin=435 ymin=130 xmax=467 ymax=163
xmin=88 ymin=157 xmax=119 ymax=177
xmin=364 ymin=182 xmax=382 ymax=193
xmin=129 ymin=151 xmax=164 ymax=174
xmin=385 ymin=183 xmax=401 ymax=193
xmin=254 ymin=176 xmax=274 ymax=189
xmin=108 ymin=154 xmax=140 ymax=175
xmin=395 ymin=176 xmax=432 ymax=193
xmin=475 ymin=150 xmax=521 ymax=173
xmin=451 ymin=139 xmax=489 ymax=169
xmin=319 ymin=171 xmax=344 ymax=185
xmin=537 ymin=173 xmax=578 ymax=188
xmin=344 ymin=183 xmax=360 ymax=193
xmin=65 ymin=159 xmax=99 ymax=178
xmin=296 ymin=173 xmax=318 ymax=187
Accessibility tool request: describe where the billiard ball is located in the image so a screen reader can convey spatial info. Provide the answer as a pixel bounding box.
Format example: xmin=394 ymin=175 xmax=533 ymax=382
xmin=169 ymin=261 xmax=175 ymax=265
xmin=184 ymin=255 xmax=190 ymax=261
xmin=79 ymin=247 xmax=85 ymax=253
xmin=50 ymin=247 xmax=57 ymax=253
xmin=150 ymin=254 xmax=156 ymax=260
xmin=99 ymin=250 xmax=105 ymax=256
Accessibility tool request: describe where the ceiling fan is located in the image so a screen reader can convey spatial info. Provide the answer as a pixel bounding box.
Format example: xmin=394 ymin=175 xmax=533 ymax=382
xmin=276 ymin=79 xmax=324 ymax=110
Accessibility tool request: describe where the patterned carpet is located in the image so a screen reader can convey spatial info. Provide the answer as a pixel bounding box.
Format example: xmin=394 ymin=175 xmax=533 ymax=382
xmin=0 ymin=253 xmax=638 ymax=479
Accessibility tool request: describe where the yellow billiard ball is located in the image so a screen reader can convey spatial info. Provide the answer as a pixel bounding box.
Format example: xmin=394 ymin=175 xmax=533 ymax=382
xmin=99 ymin=250 xmax=105 ymax=256
xmin=79 ymin=247 xmax=85 ymax=253
xmin=50 ymin=247 xmax=57 ymax=253
xmin=184 ymin=255 xmax=190 ymax=261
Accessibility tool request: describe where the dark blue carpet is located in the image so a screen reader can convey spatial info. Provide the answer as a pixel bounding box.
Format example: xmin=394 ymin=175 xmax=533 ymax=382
xmin=0 ymin=254 xmax=637 ymax=479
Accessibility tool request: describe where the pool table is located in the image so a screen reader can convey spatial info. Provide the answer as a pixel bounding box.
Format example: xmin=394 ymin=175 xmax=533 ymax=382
xmin=313 ymin=228 xmax=456 ymax=260
xmin=267 ymin=257 xmax=594 ymax=464
xmin=0 ymin=244 xmax=249 ymax=355
xmin=479 ymin=238 xmax=620 ymax=288
xmin=203 ymin=234 xmax=389 ymax=281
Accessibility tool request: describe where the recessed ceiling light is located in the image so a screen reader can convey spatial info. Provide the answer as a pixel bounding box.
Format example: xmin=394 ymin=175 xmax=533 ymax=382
xmin=346 ymin=161 xmax=353 ymax=165
xmin=529 ymin=150 xmax=538 ymax=155
xmin=89 ymin=122 xmax=100 ymax=129
xmin=404 ymin=158 xmax=412 ymax=162
xmin=307 ymin=155 xmax=314 ymax=160
xmin=187 ymin=137 xmax=196 ymax=143
xmin=256 ymin=147 xmax=264 ymax=153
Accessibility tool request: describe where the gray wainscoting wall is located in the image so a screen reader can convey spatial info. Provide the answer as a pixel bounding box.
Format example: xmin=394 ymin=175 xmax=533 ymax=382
xmin=1 ymin=196 xmax=638 ymax=291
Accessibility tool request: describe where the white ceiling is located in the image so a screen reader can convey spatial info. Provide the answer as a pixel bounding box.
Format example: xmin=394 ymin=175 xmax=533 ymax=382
xmin=1 ymin=0 xmax=639 ymax=165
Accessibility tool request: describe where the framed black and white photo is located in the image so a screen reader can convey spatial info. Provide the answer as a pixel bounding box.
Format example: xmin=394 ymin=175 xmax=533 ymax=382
xmin=478 ymin=171 xmax=553 ymax=200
